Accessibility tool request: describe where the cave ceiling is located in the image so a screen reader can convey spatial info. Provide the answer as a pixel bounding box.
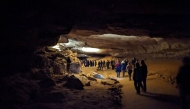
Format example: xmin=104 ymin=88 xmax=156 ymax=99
xmin=1 ymin=0 xmax=190 ymax=57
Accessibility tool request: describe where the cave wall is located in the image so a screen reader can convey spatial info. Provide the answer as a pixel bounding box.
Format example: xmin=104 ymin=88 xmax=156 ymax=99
xmin=1 ymin=0 xmax=190 ymax=77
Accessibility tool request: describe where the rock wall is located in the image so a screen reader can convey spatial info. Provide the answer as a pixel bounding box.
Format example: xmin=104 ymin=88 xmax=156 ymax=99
xmin=30 ymin=47 xmax=82 ymax=79
xmin=64 ymin=49 xmax=82 ymax=73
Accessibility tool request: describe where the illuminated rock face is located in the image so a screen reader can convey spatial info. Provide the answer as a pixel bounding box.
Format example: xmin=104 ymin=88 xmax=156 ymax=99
xmin=59 ymin=32 xmax=190 ymax=58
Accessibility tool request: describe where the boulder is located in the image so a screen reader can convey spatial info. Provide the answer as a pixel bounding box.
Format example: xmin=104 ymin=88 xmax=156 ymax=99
xmin=31 ymin=68 xmax=51 ymax=80
xmin=101 ymin=79 xmax=117 ymax=85
xmin=38 ymin=78 xmax=56 ymax=88
xmin=70 ymin=63 xmax=81 ymax=73
xmin=58 ymin=35 xmax=68 ymax=43
xmin=64 ymin=75 xmax=84 ymax=90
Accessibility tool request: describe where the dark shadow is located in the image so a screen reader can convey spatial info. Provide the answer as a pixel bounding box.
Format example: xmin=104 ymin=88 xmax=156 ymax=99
xmin=139 ymin=92 xmax=181 ymax=106
xmin=146 ymin=78 xmax=157 ymax=80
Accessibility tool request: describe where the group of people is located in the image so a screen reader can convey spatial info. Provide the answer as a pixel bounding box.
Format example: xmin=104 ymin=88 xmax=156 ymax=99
xmin=115 ymin=56 xmax=190 ymax=109
xmin=80 ymin=57 xmax=190 ymax=109
xmin=81 ymin=59 xmax=120 ymax=71
xmin=114 ymin=57 xmax=148 ymax=94
xmin=81 ymin=60 xmax=97 ymax=67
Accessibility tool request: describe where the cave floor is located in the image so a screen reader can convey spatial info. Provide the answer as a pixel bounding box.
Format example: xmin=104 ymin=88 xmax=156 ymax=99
xmin=81 ymin=66 xmax=186 ymax=109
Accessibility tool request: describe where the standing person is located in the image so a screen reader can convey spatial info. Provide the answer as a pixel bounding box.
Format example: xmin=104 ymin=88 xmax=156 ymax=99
xmin=121 ymin=60 xmax=127 ymax=77
xmin=103 ymin=60 xmax=106 ymax=70
xmin=140 ymin=60 xmax=148 ymax=92
xmin=98 ymin=61 xmax=101 ymax=70
xmin=94 ymin=60 xmax=97 ymax=67
xmin=132 ymin=57 xmax=137 ymax=70
xmin=111 ymin=60 xmax=115 ymax=70
xmin=124 ymin=59 xmax=128 ymax=67
xmin=100 ymin=60 xmax=103 ymax=70
xmin=127 ymin=62 xmax=133 ymax=81
xmin=176 ymin=57 xmax=190 ymax=109
xmin=87 ymin=60 xmax=89 ymax=67
xmin=66 ymin=57 xmax=71 ymax=73
xmin=106 ymin=60 xmax=110 ymax=70
xmin=90 ymin=60 xmax=93 ymax=67
xmin=115 ymin=60 xmax=121 ymax=78
xmin=132 ymin=57 xmax=136 ymax=66
xmin=92 ymin=60 xmax=94 ymax=67
xmin=133 ymin=63 xmax=143 ymax=94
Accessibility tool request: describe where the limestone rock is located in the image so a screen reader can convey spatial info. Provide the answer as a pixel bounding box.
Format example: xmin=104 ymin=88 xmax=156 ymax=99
xmin=70 ymin=63 xmax=81 ymax=73
xmin=31 ymin=68 xmax=51 ymax=80
xmin=53 ymin=65 xmax=64 ymax=74
xmin=63 ymin=75 xmax=84 ymax=90
xmin=58 ymin=35 xmax=68 ymax=43
xmin=45 ymin=46 xmax=57 ymax=52
xmin=38 ymin=78 xmax=56 ymax=88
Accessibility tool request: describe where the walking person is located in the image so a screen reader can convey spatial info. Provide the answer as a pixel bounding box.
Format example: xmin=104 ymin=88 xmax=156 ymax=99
xmin=127 ymin=62 xmax=133 ymax=81
xmin=140 ymin=60 xmax=148 ymax=92
xmin=115 ymin=60 xmax=121 ymax=78
xmin=133 ymin=63 xmax=143 ymax=94
xmin=111 ymin=60 xmax=115 ymax=70
xmin=121 ymin=60 xmax=127 ymax=77
xmin=176 ymin=57 xmax=190 ymax=109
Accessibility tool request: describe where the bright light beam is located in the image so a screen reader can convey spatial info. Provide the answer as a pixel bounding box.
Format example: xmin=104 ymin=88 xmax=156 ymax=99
xmin=81 ymin=47 xmax=100 ymax=52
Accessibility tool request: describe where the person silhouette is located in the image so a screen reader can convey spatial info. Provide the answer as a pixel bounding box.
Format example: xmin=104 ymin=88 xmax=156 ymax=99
xmin=133 ymin=63 xmax=143 ymax=94
xmin=140 ymin=60 xmax=148 ymax=92
xmin=176 ymin=57 xmax=190 ymax=109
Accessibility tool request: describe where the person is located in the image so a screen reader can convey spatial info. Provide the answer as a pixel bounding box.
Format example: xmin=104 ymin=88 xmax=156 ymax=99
xmin=132 ymin=57 xmax=137 ymax=70
xmin=66 ymin=57 xmax=71 ymax=73
xmin=115 ymin=60 xmax=121 ymax=78
xmin=102 ymin=60 xmax=106 ymax=70
xmin=94 ymin=60 xmax=97 ymax=67
xmin=132 ymin=57 xmax=136 ymax=66
xmin=111 ymin=60 xmax=115 ymax=70
xmin=176 ymin=57 xmax=190 ymax=109
xmin=100 ymin=60 xmax=103 ymax=70
xmin=127 ymin=62 xmax=133 ymax=81
xmin=98 ymin=60 xmax=101 ymax=70
xmin=121 ymin=60 xmax=127 ymax=77
xmin=140 ymin=60 xmax=148 ymax=92
xmin=106 ymin=60 xmax=110 ymax=70
xmin=133 ymin=63 xmax=143 ymax=94
xmin=124 ymin=59 xmax=128 ymax=66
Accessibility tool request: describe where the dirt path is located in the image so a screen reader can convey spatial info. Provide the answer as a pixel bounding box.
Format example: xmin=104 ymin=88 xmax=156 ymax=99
xmin=120 ymin=76 xmax=181 ymax=109
xmin=82 ymin=67 xmax=182 ymax=109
